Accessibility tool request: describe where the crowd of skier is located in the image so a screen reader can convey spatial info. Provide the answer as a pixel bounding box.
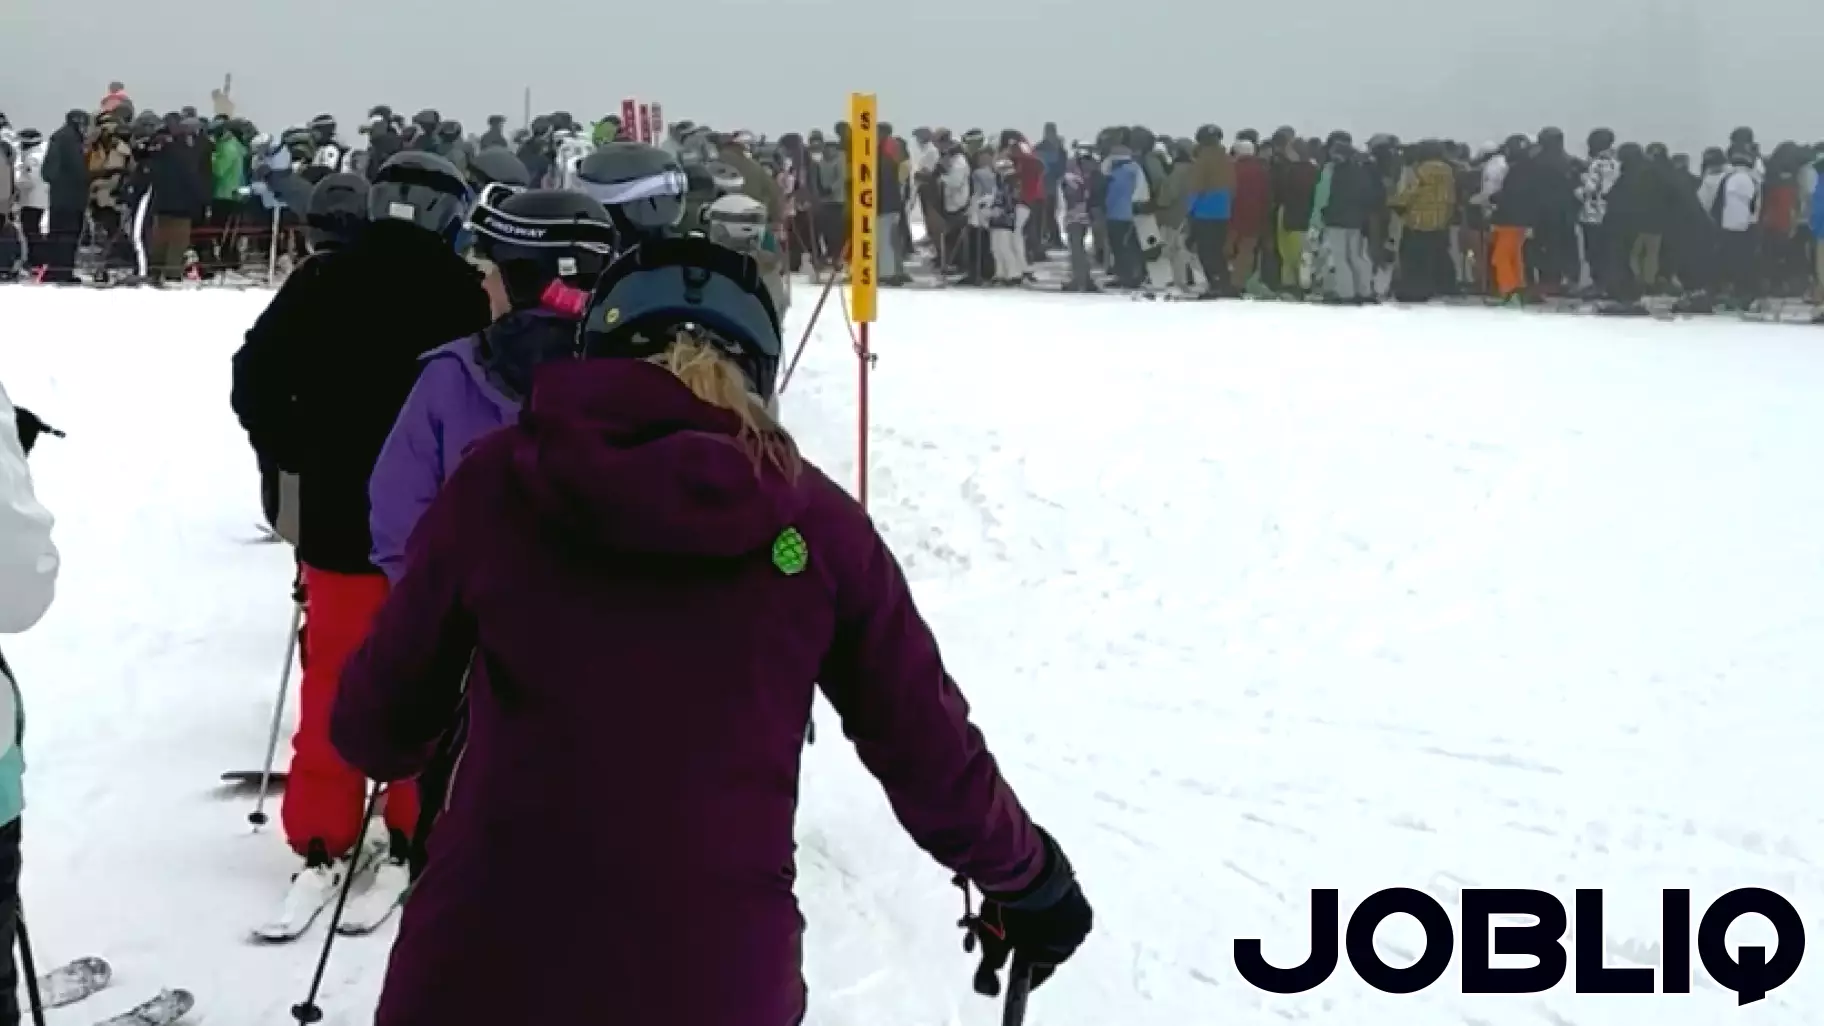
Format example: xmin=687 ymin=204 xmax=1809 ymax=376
xmin=0 ymin=88 xmax=1096 ymax=1025
xmin=0 ymin=76 xmax=1820 ymax=1022
xmin=2 ymin=82 xmax=1821 ymax=320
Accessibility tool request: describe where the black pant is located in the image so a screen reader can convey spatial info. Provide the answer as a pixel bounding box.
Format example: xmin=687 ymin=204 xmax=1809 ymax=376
xmin=1717 ymin=230 xmax=1759 ymax=299
xmin=0 ymin=817 xmax=22 ymax=1026
xmin=18 ymin=209 xmax=44 ymax=275
xmin=1189 ymin=219 xmax=1231 ymax=294
xmin=1603 ymin=228 xmax=1640 ymax=301
xmin=1394 ymin=229 xmax=1453 ymax=301
xmin=1534 ymin=216 xmax=1578 ymax=289
xmin=0 ymin=218 xmax=19 ymax=281
xmin=1108 ymin=220 xmax=1141 ymax=287
xmin=1582 ymin=221 xmax=1609 ymax=293
xmin=42 ymin=208 xmax=85 ymax=283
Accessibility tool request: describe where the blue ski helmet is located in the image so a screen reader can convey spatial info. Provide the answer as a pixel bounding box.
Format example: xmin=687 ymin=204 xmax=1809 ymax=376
xmin=579 ymin=235 xmax=782 ymax=400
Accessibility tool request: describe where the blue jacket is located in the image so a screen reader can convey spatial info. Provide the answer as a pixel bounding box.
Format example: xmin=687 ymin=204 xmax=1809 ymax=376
xmin=1811 ymin=167 xmax=1823 ymax=237
xmin=1105 ymin=157 xmax=1139 ymax=221
xmin=1188 ymin=189 xmax=1232 ymax=220
xmin=1037 ymin=141 xmax=1067 ymax=188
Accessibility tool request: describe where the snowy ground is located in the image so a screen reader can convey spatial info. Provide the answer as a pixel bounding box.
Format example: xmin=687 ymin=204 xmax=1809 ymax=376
xmin=0 ymin=283 xmax=1819 ymax=1025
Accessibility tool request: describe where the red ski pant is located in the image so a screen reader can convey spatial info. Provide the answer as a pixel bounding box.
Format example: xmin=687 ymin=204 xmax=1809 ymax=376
xmin=282 ymin=566 xmax=419 ymax=859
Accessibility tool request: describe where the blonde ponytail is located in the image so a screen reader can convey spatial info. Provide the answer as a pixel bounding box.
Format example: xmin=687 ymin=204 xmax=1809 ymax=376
xmin=650 ymin=333 xmax=801 ymax=479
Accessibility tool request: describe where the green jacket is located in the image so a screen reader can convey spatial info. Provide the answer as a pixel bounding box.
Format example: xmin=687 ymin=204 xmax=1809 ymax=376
xmin=592 ymin=121 xmax=618 ymax=147
xmin=212 ymin=136 xmax=249 ymax=201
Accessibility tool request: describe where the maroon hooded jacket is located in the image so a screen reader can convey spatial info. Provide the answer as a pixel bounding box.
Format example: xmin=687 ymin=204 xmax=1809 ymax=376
xmin=332 ymin=358 xmax=1044 ymax=1026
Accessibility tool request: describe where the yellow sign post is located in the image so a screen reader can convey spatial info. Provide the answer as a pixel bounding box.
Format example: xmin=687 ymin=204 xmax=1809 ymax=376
xmin=847 ymin=92 xmax=878 ymax=507
xmin=848 ymin=93 xmax=878 ymax=323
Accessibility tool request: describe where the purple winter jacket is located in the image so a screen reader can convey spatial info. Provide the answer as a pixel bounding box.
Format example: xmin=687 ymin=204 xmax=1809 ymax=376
xmin=331 ymin=359 xmax=1044 ymax=1026
xmin=368 ymin=336 xmax=519 ymax=583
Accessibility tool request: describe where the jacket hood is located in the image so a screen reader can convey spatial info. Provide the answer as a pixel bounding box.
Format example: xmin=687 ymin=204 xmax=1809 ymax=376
xmin=509 ymin=360 xmax=805 ymax=560
xmin=423 ymin=336 xmax=518 ymax=417
xmin=477 ymin=309 xmax=581 ymax=402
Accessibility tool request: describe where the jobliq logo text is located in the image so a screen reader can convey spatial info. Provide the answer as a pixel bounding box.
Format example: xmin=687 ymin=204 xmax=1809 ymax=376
xmin=1234 ymin=888 xmax=1805 ymax=1005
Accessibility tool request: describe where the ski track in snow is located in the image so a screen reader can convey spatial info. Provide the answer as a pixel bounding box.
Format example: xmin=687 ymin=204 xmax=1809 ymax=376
xmin=0 ymin=285 xmax=1820 ymax=1025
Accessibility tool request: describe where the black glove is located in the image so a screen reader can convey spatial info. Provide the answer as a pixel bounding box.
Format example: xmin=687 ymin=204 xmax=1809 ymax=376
xmin=13 ymin=406 xmax=64 ymax=457
xmin=956 ymin=826 xmax=1092 ymax=997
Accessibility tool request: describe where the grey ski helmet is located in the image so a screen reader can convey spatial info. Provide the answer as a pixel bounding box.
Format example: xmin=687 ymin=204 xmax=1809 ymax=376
xmin=368 ymin=150 xmax=472 ymax=240
xmin=467 ymin=146 xmax=533 ymax=208
xmin=576 ymin=142 xmax=689 ymax=243
xmin=306 ymin=172 xmax=370 ymax=252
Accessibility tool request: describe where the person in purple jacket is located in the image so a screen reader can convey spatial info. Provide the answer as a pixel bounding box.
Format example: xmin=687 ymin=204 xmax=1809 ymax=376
xmin=368 ymin=186 xmax=618 ymax=873
xmin=333 ymin=237 xmax=1092 ymax=1026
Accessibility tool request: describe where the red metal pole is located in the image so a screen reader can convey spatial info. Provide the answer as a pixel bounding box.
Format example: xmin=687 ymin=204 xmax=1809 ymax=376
xmin=856 ymin=321 xmax=871 ymax=509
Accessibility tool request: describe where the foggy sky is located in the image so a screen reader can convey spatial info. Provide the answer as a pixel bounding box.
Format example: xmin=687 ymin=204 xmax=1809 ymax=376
xmin=6 ymin=0 xmax=1817 ymax=157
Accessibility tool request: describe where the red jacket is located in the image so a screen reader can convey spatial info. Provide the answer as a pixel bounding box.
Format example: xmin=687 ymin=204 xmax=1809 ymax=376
xmin=1232 ymin=156 xmax=1272 ymax=236
xmin=1016 ymin=149 xmax=1046 ymax=205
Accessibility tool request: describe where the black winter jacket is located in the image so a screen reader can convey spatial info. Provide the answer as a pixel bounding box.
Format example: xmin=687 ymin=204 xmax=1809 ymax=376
xmin=1323 ymin=158 xmax=1384 ymax=231
xmin=42 ymin=125 xmax=89 ymax=212
xmin=148 ymin=139 xmax=208 ymax=217
xmin=231 ymin=221 xmax=493 ymax=575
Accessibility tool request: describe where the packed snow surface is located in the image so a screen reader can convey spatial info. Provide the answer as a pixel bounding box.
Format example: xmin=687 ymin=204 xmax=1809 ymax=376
xmin=0 ymin=284 xmax=1819 ymax=1025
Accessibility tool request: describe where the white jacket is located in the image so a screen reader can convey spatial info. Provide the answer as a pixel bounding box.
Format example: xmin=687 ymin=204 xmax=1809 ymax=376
xmin=0 ymin=383 xmax=57 ymax=637
xmin=15 ymin=148 xmax=49 ymax=211
xmin=1698 ymin=168 xmax=1760 ymax=232
xmin=940 ymin=153 xmax=970 ymax=214
xmin=1474 ymin=154 xmax=1508 ymax=208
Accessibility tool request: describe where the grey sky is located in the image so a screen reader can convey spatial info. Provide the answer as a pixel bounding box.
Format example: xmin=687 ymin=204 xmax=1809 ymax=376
xmin=6 ymin=0 xmax=1816 ymax=156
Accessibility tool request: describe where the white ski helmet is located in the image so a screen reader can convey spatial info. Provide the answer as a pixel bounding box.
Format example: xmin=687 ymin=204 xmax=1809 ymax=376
xmin=705 ymin=193 xmax=768 ymax=250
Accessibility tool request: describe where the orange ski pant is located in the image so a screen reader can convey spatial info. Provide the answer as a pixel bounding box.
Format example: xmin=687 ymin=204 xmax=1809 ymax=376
xmin=1490 ymin=225 xmax=1528 ymax=297
xmin=281 ymin=565 xmax=419 ymax=859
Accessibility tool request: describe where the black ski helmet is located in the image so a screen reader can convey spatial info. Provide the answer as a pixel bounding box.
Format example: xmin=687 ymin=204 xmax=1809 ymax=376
xmin=576 ymin=142 xmax=688 ymax=242
xmin=579 ymin=235 xmax=783 ymax=400
xmin=467 ymin=146 xmax=532 ymax=205
xmin=438 ymin=119 xmax=462 ymax=140
xmin=306 ymin=172 xmax=370 ymax=251
xmin=368 ymin=150 xmax=472 ymax=240
xmin=468 ymin=188 xmax=617 ymax=308
xmin=412 ymin=109 xmax=441 ymax=133
xmin=308 ymin=113 xmax=337 ymax=139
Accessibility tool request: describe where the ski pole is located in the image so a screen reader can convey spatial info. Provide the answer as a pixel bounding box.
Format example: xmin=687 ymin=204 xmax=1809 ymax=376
xmin=1000 ymin=955 xmax=1033 ymax=1026
xmin=291 ymin=783 xmax=385 ymax=1026
xmin=778 ymin=241 xmax=850 ymax=395
xmin=249 ymin=598 xmax=303 ymax=828
xmin=16 ymin=901 xmax=47 ymax=1026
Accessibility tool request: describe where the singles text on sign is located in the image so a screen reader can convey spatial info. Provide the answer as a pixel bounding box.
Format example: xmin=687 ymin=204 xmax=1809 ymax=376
xmin=847 ymin=92 xmax=878 ymax=323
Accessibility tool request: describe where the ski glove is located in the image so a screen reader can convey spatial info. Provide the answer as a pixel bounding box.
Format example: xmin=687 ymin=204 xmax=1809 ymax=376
xmin=13 ymin=406 xmax=63 ymax=457
xmin=956 ymin=826 xmax=1092 ymax=996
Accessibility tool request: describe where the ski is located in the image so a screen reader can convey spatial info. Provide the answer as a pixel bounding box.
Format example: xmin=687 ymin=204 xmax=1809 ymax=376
xmin=335 ymin=858 xmax=412 ymax=935
xmin=40 ymin=955 xmax=112 ymax=1008
xmin=250 ymin=836 xmax=383 ymax=943
xmin=92 ymin=988 xmax=194 ymax=1026
xmin=220 ymin=769 xmax=288 ymax=787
